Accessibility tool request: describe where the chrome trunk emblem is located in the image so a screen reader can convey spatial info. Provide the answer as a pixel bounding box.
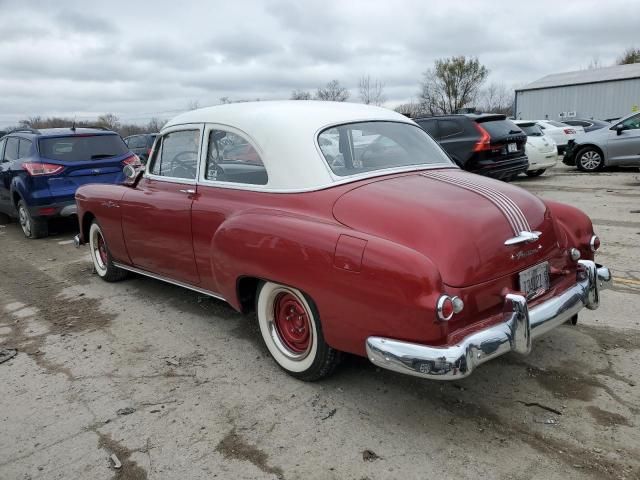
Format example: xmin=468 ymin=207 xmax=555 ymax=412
xmin=505 ymin=231 xmax=542 ymax=246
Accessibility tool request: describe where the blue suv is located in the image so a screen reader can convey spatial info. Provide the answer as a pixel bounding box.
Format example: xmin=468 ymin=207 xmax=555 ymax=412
xmin=0 ymin=127 xmax=138 ymax=238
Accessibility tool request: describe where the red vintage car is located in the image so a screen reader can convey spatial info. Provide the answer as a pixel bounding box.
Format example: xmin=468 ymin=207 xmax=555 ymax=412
xmin=74 ymin=101 xmax=611 ymax=381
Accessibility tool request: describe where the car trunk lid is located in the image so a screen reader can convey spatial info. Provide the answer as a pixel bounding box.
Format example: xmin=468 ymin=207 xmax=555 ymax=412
xmin=474 ymin=117 xmax=527 ymax=163
xmin=38 ymin=134 xmax=132 ymax=199
xmin=332 ymin=169 xmax=559 ymax=287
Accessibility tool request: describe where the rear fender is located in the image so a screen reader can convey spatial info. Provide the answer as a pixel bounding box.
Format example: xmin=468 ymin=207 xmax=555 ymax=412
xmin=212 ymin=211 xmax=444 ymax=356
xmin=545 ymin=200 xmax=595 ymax=260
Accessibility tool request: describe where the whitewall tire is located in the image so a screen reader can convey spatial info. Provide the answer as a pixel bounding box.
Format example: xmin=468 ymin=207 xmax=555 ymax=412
xmin=89 ymin=221 xmax=128 ymax=282
xmin=256 ymin=281 xmax=341 ymax=381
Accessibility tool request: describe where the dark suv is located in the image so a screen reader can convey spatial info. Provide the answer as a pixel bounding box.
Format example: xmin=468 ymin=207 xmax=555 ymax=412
xmin=415 ymin=114 xmax=528 ymax=180
xmin=123 ymin=133 xmax=157 ymax=164
xmin=0 ymin=127 xmax=138 ymax=238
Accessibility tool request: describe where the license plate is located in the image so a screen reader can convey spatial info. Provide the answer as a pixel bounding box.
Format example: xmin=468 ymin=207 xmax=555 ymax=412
xmin=508 ymin=143 xmax=517 ymax=153
xmin=519 ymin=262 xmax=550 ymax=299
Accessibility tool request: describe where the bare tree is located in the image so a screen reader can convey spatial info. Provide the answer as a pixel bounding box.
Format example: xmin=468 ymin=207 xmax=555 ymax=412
xmin=187 ymin=100 xmax=201 ymax=110
xmin=394 ymin=101 xmax=423 ymax=118
xmin=419 ymin=56 xmax=489 ymax=114
xmin=290 ymin=89 xmax=312 ymax=100
xmin=16 ymin=114 xmax=169 ymax=136
xmin=315 ymin=80 xmax=350 ymax=102
xmin=97 ymin=113 xmax=121 ymax=131
xmin=617 ymin=47 xmax=640 ymax=65
xmin=146 ymin=117 xmax=167 ymax=132
xmin=20 ymin=116 xmax=42 ymax=128
xmin=478 ymin=82 xmax=513 ymax=115
xmin=358 ymin=75 xmax=386 ymax=106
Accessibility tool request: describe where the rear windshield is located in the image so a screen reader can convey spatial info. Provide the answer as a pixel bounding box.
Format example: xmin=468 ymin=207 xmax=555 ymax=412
xmin=547 ymin=121 xmax=567 ymax=128
xmin=318 ymin=121 xmax=452 ymax=177
xmin=476 ymin=119 xmax=523 ymax=138
xmin=39 ymin=135 xmax=128 ymax=162
xmin=515 ymin=123 xmax=543 ymax=136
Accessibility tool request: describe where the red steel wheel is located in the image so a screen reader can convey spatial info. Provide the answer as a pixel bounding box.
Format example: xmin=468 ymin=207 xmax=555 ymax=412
xmin=256 ymin=281 xmax=342 ymax=380
xmin=273 ymin=292 xmax=311 ymax=354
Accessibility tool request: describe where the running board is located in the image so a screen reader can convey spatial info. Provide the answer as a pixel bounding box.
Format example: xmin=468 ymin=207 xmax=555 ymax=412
xmin=504 ymin=231 xmax=542 ymax=246
xmin=112 ymin=262 xmax=227 ymax=302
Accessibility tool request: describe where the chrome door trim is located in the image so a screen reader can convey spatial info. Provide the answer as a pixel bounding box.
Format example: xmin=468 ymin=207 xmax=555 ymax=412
xmin=112 ymin=262 xmax=226 ymax=302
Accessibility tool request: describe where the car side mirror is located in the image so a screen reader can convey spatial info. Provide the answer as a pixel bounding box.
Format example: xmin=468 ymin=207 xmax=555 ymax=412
xmin=612 ymin=124 xmax=626 ymax=135
xmin=123 ymin=164 xmax=145 ymax=187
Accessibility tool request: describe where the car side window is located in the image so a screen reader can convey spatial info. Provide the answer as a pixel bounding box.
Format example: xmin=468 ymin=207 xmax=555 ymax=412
xmin=18 ymin=139 xmax=32 ymax=158
xmin=621 ymin=114 xmax=640 ymax=130
xmin=437 ymin=119 xmax=463 ymax=138
xmin=149 ymin=130 xmax=200 ymax=180
xmin=4 ymin=137 xmax=19 ymax=161
xmin=205 ymin=129 xmax=268 ymax=185
xmin=418 ymin=120 xmax=438 ymax=138
xmin=128 ymin=136 xmax=142 ymax=149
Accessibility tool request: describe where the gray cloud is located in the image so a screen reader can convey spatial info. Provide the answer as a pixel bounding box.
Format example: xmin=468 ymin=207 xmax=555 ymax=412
xmin=0 ymin=0 xmax=637 ymax=126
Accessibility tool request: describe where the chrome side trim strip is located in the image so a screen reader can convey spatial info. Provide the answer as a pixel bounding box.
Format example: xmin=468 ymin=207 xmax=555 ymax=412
xmin=112 ymin=262 xmax=227 ymax=302
xmin=366 ymin=261 xmax=611 ymax=380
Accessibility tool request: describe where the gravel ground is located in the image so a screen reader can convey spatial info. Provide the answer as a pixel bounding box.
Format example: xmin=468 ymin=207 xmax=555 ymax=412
xmin=1 ymin=165 xmax=639 ymax=480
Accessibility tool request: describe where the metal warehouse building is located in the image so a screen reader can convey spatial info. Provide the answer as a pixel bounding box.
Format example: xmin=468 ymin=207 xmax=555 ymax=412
xmin=514 ymin=63 xmax=640 ymax=121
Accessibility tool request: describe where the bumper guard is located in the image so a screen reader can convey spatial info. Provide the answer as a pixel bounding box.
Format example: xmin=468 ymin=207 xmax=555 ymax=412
xmin=366 ymin=260 xmax=611 ymax=380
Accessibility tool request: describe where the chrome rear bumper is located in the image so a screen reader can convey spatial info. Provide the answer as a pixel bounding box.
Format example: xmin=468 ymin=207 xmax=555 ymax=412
xmin=366 ymin=260 xmax=611 ymax=380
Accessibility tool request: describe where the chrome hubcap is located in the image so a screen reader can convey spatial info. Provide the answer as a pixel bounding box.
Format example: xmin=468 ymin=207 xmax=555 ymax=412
xmin=580 ymin=151 xmax=601 ymax=170
xmin=18 ymin=206 xmax=31 ymax=236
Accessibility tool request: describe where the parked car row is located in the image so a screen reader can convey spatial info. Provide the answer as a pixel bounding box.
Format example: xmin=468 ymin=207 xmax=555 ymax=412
xmin=71 ymin=101 xmax=611 ymax=382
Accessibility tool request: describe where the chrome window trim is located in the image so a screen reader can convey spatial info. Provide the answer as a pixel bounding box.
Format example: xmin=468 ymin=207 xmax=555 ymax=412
xmin=145 ymin=123 xmax=204 ymax=184
xmin=196 ymin=164 xmax=458 ymax=194
xmin=157 ymin=119 xmax=457 ymax=194
xmin=198 ymin=123 xmax=270 ymax=188
xmin=313 ymin=120 xmax=455 ymax=183
xmin=144 ymin=173 xmax=198 ymax=186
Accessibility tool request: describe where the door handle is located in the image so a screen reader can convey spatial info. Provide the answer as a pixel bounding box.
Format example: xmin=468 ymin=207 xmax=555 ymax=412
xmin=179 ymin=189 xmax=196 ymax=195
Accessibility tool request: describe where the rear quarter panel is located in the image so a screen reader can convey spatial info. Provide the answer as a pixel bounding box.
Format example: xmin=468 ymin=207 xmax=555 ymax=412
xmin=212 ymin=210 xmax=445 ymax=356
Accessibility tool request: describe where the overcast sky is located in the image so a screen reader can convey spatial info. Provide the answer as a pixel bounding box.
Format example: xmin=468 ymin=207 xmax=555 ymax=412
xmin=0 ymin=0 xmax=637 ymax=126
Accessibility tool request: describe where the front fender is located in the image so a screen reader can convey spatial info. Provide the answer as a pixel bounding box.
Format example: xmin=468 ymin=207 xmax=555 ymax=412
xmin=211 ymin=211 xmax=445 ymax=356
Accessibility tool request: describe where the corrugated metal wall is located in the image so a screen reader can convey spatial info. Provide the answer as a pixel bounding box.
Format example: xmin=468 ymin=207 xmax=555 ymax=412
xmin=515 ymin=78 xmax=640 ymax=120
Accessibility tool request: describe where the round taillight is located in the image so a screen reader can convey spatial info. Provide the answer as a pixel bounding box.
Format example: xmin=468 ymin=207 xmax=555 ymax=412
xmin=590 ymin=235 xmax=600 ymax=252
xmin=569 ymin=248 xmax=581 ymax=261
xmin=451 ymin=296 xmax=464 ymax=314
xmin=437 ymin=295 xmax=454 ymax=321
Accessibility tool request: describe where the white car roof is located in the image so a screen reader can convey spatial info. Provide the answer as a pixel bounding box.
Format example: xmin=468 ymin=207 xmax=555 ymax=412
xmin=163 ymin=101 xmax=420 ymax=191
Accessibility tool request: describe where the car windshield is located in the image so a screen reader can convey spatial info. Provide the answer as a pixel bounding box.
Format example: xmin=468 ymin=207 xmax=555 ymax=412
xmin=39 ymin=135 xmax=128 ymax=162
xmin=547 ymin=121 xmax=568 ymax=128
xmin=516 ymin=123 xmax=543 ymax=137
xmin=318 ymin=121 xmax=452 ymax=177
